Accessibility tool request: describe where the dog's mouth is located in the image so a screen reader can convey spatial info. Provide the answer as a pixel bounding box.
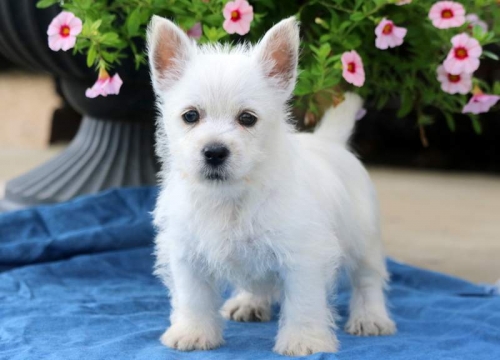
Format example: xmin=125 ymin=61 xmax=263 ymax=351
xmin=202 ymin=167 xmax=228 ymax=182
xmin=205 ymin=172 xmax=227 ymax=181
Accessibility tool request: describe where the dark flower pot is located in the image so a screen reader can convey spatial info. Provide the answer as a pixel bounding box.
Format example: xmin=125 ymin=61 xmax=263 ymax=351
xmin=0 ymin=0 xmax=158 ymax=212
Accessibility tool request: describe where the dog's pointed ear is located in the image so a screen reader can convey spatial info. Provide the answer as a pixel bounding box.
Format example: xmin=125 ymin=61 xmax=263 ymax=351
xmin=147 ymin=16 xmax=194 ymax=93
xmin=255 ymin=17 xmax=300 ymax=94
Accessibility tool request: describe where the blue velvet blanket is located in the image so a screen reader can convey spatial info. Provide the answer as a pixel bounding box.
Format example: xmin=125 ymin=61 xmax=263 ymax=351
xmin=1 ymin=187 xmax=499 ymax=360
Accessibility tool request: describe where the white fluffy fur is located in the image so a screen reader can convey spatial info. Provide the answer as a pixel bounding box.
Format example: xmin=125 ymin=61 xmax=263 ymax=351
xmin=148 ymin=16 xmax=396 ymax=356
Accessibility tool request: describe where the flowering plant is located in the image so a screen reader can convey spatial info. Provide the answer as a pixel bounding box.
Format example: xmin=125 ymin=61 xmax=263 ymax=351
xmin=37 ymin=0 xmax=500 ymax=139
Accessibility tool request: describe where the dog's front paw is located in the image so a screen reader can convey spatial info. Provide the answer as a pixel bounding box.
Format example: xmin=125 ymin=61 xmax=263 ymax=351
xmin=221 ymin=296 xmax=271 ymax=322
xmin=345 ymin=312 xmax=396 ymax=336
xmin=273 ymin=326 xmax=339 ymax=356
xmin=160 ymin=321 xmax=223 ymax=351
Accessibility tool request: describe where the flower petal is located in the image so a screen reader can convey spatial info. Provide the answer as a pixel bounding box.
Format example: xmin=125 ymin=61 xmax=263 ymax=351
xmin=443 ymin=58 xmax=462 ymax=75
xmin=393 ymin=27 xmax=407 ymax=39
xmin=47 ymin=24 xmax=60 ymax=36
xmin=48 ymin=35 xmax=64 ymax=51
xmin=223 ymin=2 xmax=237 ymax=19
xmin=240 ymin=12 xmax=253 ymax=23
xmin=69 ymin=17 xmax=83 ymax=35
xmin=60 ymin=36 xmax=77 ymax=51
xmin=58 ymin=11 xmax=74 ymax=25
xmin=223 ymin=19 xmax=236 ymax=34
xmin=107 ymin=74 xmax=123 ymax=95
xmin=375 ymin=36 xmax=389 ymax=50
xmin=463 ymin=58 xmax=480 ymax=74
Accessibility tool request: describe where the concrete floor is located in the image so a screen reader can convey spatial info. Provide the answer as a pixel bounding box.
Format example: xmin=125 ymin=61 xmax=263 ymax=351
xmin=371 ymin=168 xmax=500 ymax=283
xmin=0 ymin=71 xmax=498 ymax=284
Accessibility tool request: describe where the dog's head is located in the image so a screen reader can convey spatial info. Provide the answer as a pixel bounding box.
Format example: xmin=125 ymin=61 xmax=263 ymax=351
xmin=148 ymin=16 xmax=299 ymax=183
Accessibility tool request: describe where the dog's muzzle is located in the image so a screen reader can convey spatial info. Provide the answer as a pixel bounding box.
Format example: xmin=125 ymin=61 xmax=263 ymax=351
xmin=201 ymin=143 xmax=230 ymax=181
xmin=203 ymin=143 xmax=230 ymax=167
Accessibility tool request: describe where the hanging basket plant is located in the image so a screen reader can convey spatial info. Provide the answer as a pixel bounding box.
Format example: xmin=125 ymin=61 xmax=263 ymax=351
xmin=37 ymin=0 xmax=500 ymax=139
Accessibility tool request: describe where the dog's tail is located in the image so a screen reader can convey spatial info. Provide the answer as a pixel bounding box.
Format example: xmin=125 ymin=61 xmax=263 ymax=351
xmin=314 ymin=92 xmax=363 ymax=146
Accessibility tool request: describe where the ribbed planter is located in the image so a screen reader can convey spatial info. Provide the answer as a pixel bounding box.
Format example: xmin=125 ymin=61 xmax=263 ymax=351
xmin=0 ymin=0 xmax=159 ymax=212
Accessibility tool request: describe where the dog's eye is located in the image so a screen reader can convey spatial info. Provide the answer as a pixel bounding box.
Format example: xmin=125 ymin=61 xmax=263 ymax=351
xmin=182 ymin=110 xmax=200 ymax=124
xmin=238 ymin=112 xmax=257 ymax=127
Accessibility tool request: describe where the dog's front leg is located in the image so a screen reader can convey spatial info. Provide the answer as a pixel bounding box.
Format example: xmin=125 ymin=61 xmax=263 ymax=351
xmin=274 ymin=262 xmax=339 ymax=356
xmin=160 ymin=252 xmax=224 ymax=351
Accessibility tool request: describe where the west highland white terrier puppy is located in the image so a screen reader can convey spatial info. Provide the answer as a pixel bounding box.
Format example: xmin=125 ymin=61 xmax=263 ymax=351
xmin=148 ymin=16 xmax=396 ymax=356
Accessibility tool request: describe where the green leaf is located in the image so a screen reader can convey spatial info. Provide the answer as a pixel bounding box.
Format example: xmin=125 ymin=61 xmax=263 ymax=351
xmin=100 ymin=32 xmax=120 ymax=45
xmin=101 ymin=51 xmax=117 ymax=62
xmin=294 ymin=85 xmax=313 ymax=96
xmin=418 ymin=113 xmax=434 ymax=126
xmin=203 ymin=25 xmax=226 ymax=42
xmin=444 ymin=112 xmax=456 ymax=132
xmin=80 ymin=0 xmax=93 ymax=10
xmin=483 ymin=50 xmax=499 ymax=61
xmin=397 ymin=91 xmax=414 ymax=118
xmin=319 ymin=34 xmax=331 ymax=43
xmin=493 ymin=81 xmax=500 ymax=95
xmin=349 ymin=13 xmax=365 ymax=22
xmin=317 ymin=43 xmax=331 ymax=61
xmin=376 ymin=93 xmax=389 ymax=110
xmin=472 ymin=24 xmax=487 ymax=40
xmin=471 ymin=116 xmax=482 ymax=134
xmin=340 ymin=33 xmax=362 ymax=49
xmin=203 ymin=14 xmax=223 ymax=24
xmin=36 ymin=0 xmax=58 ymax=8
xmin=91 ymin=20 xmax=102 ymax=32
xmin=127 ymin=8 xmax=142 ymax=36
xmin=203 ymin=25 xmax=217 ymax=42
xmin=86 ymin=46 xmax=97 ymax=68
xmin=338 ymin=22 xmax=351 ymax=32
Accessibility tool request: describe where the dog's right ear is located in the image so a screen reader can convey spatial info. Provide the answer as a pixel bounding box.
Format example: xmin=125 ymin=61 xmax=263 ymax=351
xmin=255 ymin=17 xmax=300 ymax=96
xmin=147 ymin=16 xmax=194 ymax=93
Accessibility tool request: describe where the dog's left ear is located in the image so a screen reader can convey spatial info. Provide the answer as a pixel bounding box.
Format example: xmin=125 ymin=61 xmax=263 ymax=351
xmin=255 ymin=17 xmax=300 ymax=95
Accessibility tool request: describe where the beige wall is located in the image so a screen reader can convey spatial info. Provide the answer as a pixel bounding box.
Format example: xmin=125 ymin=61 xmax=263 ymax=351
xmin=0 ymin=71 xmax=60 ymax=149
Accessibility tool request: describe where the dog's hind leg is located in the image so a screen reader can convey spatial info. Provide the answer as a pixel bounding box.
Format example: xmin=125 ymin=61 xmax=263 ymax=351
xmin=221 ymin=289 xmax=273 ymax=322
xmin=345 ymin=237 xmax=396 ymax=336
xmin=221 ymin=279 xmax=277 ymax=322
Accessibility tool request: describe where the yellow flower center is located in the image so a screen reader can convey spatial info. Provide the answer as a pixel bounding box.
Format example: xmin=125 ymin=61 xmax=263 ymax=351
xmin=60 ymin=25 xmax=70 ymax=37
xmin=382 ymin=23 xmax=393 ymax=35
xmin=441 ymin=9 xmax=453 ymax=19
xmin=231 ymin=10 xmax=241 ymax=21
xmin=448 ymin=74 xmax=461 ymax=83
xmin=455 ymin=47 xmax=468 ymax=59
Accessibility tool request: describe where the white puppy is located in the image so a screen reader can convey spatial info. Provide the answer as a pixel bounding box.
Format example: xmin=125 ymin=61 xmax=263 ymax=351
xmin=148 ymin=16 xmax=396 ymax=356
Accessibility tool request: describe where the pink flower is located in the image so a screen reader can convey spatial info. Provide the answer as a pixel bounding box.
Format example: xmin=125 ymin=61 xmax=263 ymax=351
xmin=187 ymin=22 xmax=203 ymax=40
xmin=428 ymin=1 xmax=465 ymax=29
xmin=466 ymin=14 xmax=488 ymax=33
xmin=223 ymin=0 xmax=253 ymax=35
xmin=396 ymin=0 xmax=412 ymax=5
xmin=375 ymin=18 xmax=407 ymax=50
xmin=462 ymin=93 xmax=500 ymax=114
xmin=436 ymin=65 xmax=472 ymax=94
xmin=341 ymin=51 xmax=365 ymax=87
xmin=443 ymin=33 xmax=482 ymax=75
xmin=85 ymin=68 xmax=123 ymax=98
xmin=47 ymin=11 xmax=82 ymax=51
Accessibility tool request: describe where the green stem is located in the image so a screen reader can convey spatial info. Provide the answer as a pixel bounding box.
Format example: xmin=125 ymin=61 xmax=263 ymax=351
xmin=318 ymin=1 xmax=352 ymax=14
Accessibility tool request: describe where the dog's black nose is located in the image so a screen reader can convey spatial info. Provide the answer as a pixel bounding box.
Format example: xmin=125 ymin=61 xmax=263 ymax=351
xmin=203 ymin=144 xmax=230 ymax=166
